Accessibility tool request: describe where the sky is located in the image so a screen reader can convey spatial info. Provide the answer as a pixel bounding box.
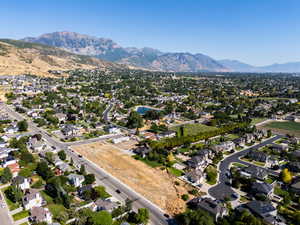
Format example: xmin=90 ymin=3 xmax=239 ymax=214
xmin=1 ymin=0 xmax=300 ymax=66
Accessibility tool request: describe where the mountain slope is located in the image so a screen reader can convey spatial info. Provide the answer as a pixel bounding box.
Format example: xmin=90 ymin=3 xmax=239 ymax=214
xmin=219 ymin=59 xmax=300 ymax=73
xmin=22 ymin=31 xmax=229 ymax=72
xmin=218 ymin=59 xmax=259 ymax=72
xmin=0 ymin=39 xmax=124 ymax=76
xmin=259 ymin=62 xmax=300 ymax=73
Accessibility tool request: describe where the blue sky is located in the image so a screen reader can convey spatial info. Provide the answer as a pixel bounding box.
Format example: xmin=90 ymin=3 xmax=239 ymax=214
xmin=1 ymin=0 xmax=299 ymax=66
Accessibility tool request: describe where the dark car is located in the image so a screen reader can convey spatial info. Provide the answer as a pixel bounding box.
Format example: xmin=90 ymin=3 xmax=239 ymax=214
xmin=116 ymin=189 xmax=121 ymax=194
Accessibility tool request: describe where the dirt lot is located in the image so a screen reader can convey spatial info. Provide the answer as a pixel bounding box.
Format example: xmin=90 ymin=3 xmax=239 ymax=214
xmin=73 ymin=140 xmax=189 ymax=215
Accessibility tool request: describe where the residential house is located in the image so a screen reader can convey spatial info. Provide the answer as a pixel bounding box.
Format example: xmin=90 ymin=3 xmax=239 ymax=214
xmin=78 ymin=185 xmax=93 ymax=196
xmin=241 ymin=166 xmax=268 ymax=180
xmin=67 ymin=174 xmax=85 ymax=188
xmin=7 ymin=162 xmax=20 ymax=177
xmin=112 ymin=136 xmax=130 ymax=144
xmin=62 ymin=124 xmax=79 ymax=137
xmin=247 ymin=150 xmax=269 ymax=162
xmin=188 ymin=197 xmax=228 ymax=221
xmin=244 ymin=133 xmax=255 ymax=144
xmin=55 ymin=113 xmax=67 ymax=123
xmin=270 ymin=144 xmax=289 ymax=153
xmin=107 ymin=127 xmax=121 ymax=134
xmin=91 ymin=199 xmax=118 ymax=212
xmin=212 ymin=141 xmax=235 ymax=152
xmin=288 ymin=161 xmax=300 ymax=173
xmin=251 ymin=182 xmax=274 ymax=198
xmin=245 ymin=201 xmax=280 ymax=225
xmin=30 ymin=207 xmax=52 ymax=224
xmin=22 ymin=189 xmax=44 ymax=210
xmin=12 ymin=176 xmax=30 ymax=191
xmin=233 ymin=137 xmax=246 ymax=147
xmin=157 ymin=130 xmax=177 ymax=139
xmin=185 ymin=169 xmax=204 ymax=185
xmin=186 ymin=155 xmax=209 ymax=171
xmin=290 ymin=177 xmax=300 ymax=194
xmin=28 ymin=137 xmax=45 ymax=152
xmin=57 ymin=163 xmax=71 ymax=173
xmin=133 ymin=144 xmax=152 ymax=158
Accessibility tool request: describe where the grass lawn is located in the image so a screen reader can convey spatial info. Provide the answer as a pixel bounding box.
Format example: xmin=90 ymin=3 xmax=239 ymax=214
xmin=251 ymin=117 xmax=267 ymax=126
xmin=241 ymin=158 xmax=265 ymax=167
xmin=167 ymin=167 xmax=184 ymax=177
xmin=205 ymin=165 xmax=217 ymax=185
xmin=232 ymin=162 xmax=247 ymax=168
xmin=40 ymin=190 xmax=54 ymax=204
xmin=171 ymin=123 xmax=218 ymax=136
xmin=12 ymin=210 xmax=29 ymax=221
xmin=225 ymin=133 xmax=239 ymax=140
xmin=138 ymin=158 xmax=162 ymax=168
xmin=48 ymin=204 xmax=67 ymax=219
xmin=263 ymin=121 xmax=300 ymax=137
xmin=19 ymin=223 xmax=29 ymax=225
xmin=1 ymin=187 xmax=20 ymax=211
xmin=265 ymin=176 xmax=276 ymax=184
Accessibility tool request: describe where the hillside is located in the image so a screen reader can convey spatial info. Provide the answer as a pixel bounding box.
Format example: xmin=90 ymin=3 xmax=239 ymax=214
xmin=23 ymin=31 xmax=229 ymax=72
xmin=0 ymin=39 xmax=125 ymax=77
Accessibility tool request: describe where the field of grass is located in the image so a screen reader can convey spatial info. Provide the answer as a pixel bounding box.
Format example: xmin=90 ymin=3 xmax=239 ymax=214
xmin=232 ymin=162 xmax=247 ymax=168
xmin=40 ymin=190 xmax=54 ymax=204
xmin=205 ymin=165 xmax=217 ymax=185
xmin=251 ymin=117 xmax=267 ymax=126
xmin=263 ymin=121 xmax=300 ymax=137
xmin=167 ymin=167 xmax=184 ymax=177
xmin=48 ymin=204 xmax=67 ymax=219
xmin=171 ymin=123 xmax=218 ymax=136
xmin=1 ymin=187 xmax=20 ymax=211
xmin=12 ymin=210 xmax=29 ymax=221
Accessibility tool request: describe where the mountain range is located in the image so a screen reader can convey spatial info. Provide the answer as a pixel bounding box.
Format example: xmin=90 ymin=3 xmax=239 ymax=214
xmin=0 ymin=39 xmax=125 ymax=76
xmin=13 ymin=31 xmax=300 ymax=73
xmin=22 ymin=32 xmax=229 ymax=72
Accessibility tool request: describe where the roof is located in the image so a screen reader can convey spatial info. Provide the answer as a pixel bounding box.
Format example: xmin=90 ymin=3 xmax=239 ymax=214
xmin=243 ymin=166 xmax=268 ymax=179
xmin=12 ymin=175 xmax=26 ymax=184
xmin=94 ymin=199 xmax=118 ymax=211
xmin=189 ymin=197 xmax=227 ymax=216
xmin=245 ymin=201 xmax=276 ymax=217
xmin=23 ymin=189 xmax=40 ymax=202
xmin=252 ymin=182 xmax=273 ymax=195
xmin=31 ymin=207 xmax=50 ymax=222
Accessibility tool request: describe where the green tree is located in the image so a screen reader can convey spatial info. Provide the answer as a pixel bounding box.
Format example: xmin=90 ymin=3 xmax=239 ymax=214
xmin=126 ymin=111 xmax=144 ymax=129
xmin=5 ymin=185 xmax=23 ymax=203
xmin=80 ymin=164 xmax=86 ymax=175
xmin=176 ymin=209 xmax=215 ymax=225
xmin=58 ymin=150 xmax=67 ymax=161
xmin=84 ymin=174 xmax=95 ymax=185
xmin=17 ymin=120 xmax=28 ymax=132
xmin=1 ymin=167 xmax=13 ymax=183
xmin=36 ymin=161 xmax=54 ymax=181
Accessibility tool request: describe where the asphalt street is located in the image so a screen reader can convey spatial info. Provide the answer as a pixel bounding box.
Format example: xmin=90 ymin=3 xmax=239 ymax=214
xmin=208 ymin=135 xmax=283 ymax=200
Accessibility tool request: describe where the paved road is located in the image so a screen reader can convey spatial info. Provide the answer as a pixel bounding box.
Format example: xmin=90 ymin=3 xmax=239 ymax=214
xmin=1 ymin=103 xmax=171 ymax=225
xmin=0 ymin=192 xmax=13 ymax=225
xmin=208 ymin=135 xmax=283 ymax=200
xmin=103 ymin=103 xmax=113 ymax=122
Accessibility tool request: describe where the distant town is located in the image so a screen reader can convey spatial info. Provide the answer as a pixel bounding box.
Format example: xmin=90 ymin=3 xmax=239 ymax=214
xmin=0 ymin=70 xmax=300 ymax=225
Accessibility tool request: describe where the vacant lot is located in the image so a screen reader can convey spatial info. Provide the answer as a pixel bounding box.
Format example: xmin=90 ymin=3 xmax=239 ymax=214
xmin=261 ymin=121 xmax=300 ymax=137
xmin=171 ymin=123 xmax=218 ymax=136
xmin=73 ymin=140 xmax=189 ymax=215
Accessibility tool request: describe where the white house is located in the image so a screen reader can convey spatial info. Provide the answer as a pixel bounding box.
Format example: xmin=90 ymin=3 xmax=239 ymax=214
xmin=67 ymin=174 xmax=85 ymax=188
xmin=22 ymin=189 xmax=43 ymax=210
xmin=112 ymin=136 xmax=130 ymax=144
xmin=30 ymin=207 xmax=52 ymax=224
xmin=108 ymin=127 xmax=121 ymax=134
xmin=12 ymin=176 xmax=30 ymax=191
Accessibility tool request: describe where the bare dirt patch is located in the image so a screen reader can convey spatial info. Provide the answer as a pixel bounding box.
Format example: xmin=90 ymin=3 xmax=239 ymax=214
xmin=72 ymin=140 xmax=189 ymax=215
